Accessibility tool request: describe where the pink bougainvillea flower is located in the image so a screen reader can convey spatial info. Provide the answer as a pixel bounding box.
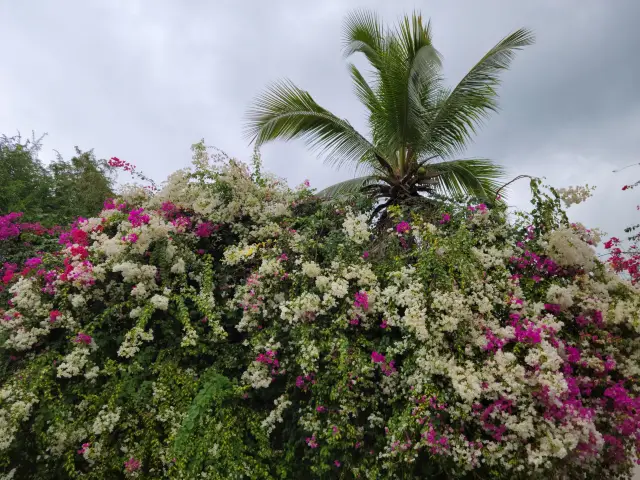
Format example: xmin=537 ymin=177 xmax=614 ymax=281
xmin=74 ymin=333 xmax=92 ymax=345
xmin=121 ymin=233 xmax=139 ymax=244
xmin=124 ymin=457 xmax=141 ymax=472
xmin=296 ymin=374 xmax=315 ymax=391
xmin=128 ymin=208 xmax=150 ymax=227
xmin=24 ymin=257 xmax=42 ymax=269
xmin=77 ymin=442 xmax=90 ymax=455
xmin=396 ymin=221 xmax=411 ymax=234
xmin=103 ymin=198 xmax=117 ymax=210
xmin=381 ymin=360 xmax=397 ymax=376
xmin=353 ymin=291 xmax=369 ymax=311
xmin=49 ymin=310 xmax=62 ymax=323
xmin=544 ymin=303 xmax=561 ymax=315
xmin=1 ymin=263 xmax=18 ymax=285
xmin=371 ymin=351 xmax=385 ymax=363
xmin=195 ymin=221 xmax=217 ymax=237
xmin=160 ymin=201 xmax=179 ymax=218
xmin=0 ymin=212 xmax=23 ymax=240
xmin=604 ymin=237 xmax=619 ymax=249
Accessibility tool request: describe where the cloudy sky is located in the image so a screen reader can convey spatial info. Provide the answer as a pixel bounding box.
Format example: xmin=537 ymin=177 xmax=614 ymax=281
xmin=1 ymin=0 xmax=639 ymax=244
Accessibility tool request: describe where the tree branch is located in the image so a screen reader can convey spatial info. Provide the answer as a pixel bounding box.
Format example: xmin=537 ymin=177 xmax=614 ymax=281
xmin=494 ymin=174 xmax=537 ymax=201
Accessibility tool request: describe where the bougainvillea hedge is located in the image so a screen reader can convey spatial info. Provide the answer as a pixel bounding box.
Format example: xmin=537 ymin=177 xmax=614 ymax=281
xmin=1 ymin=147 xmax=640 ymax=479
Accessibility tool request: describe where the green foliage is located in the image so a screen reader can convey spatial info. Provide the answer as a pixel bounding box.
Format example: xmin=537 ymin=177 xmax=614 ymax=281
xmin=0 ymin=229 xmax=61 ymax=266
xmin=0 ymin=133 xmax=115 ymax=226
xmin=47 ymin=148 xmax=116 ymax=224
xmin=0 ymin=134 xmax=51 ymax=222
xmin=1 ymin=145 xmax=639 ymax=479
xmin=173 ymin=369 xmax=233 ymax=457
xmin=528 ymin=178 xmax=569 ymax=234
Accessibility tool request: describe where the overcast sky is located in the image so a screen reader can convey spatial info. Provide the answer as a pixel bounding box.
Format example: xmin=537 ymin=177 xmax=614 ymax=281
xmin=1 ymin=0 xmax=639 ymax=243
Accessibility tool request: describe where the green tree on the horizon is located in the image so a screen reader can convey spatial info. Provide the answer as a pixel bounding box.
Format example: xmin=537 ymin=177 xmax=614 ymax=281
xmin=0 ymin=133 xmax=51 ymax=221
xmin=0 ymin=133 xmax=116 ymax=226
xmin=246 ymin=10 xmax=533 ymax=214
xmin=47 ymin=147 xmax=116 ymax=222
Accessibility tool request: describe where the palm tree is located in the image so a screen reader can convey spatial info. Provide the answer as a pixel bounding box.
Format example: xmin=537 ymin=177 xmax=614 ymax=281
xmin=246 ymin=11 xmax=533 ymax=215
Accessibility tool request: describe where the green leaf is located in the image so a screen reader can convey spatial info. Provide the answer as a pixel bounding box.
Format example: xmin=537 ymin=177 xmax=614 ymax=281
xmin=424 ymin=28 xmax=534 ymax=157
xmin=348 ymin=64 xmax=380 ymax=115
xmin=245 ymin=80 xmax=378 ymax=172
xmin=429 ymin=158 xmax=505 ymax=199
xmin=317 ymin=175 xmax=378 ymax=198
xmin=342 ymin=9 xmax=385 ymax=65
xmin=173 ymin=369 xmax=233 ymax=456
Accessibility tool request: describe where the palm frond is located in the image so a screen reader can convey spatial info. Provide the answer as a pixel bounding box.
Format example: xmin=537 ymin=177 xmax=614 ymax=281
xmin=349 ymin=64 xmax=380 ymax=115
xmin=351 ymin=11 xmax=442 ymax=168
xmin=369 ymin=41 xmax=407 ymax=158
xmin=245 ymin=80 xmax=380 ymax=173
xmin=428 ymin=158 xmax=505 ymax=199
xmin=424 ymin=29 xmax=534 ymax=157
xmin=349 ymin=64 xmax=396 ymax=160
xmin=408 ymin=42 xmax=442 ymax=90
xmin=317 ymin=175 xmax=378 ymax=198
xmin=342 ymin=10 xmax=399 ymax=158
xmin=342 ymin=9 xmax=384 ymax=65
xmin=406 ymin=43 xmax=442 ymax=143
xmin=397 ymin=12 xmax=437 ymax=62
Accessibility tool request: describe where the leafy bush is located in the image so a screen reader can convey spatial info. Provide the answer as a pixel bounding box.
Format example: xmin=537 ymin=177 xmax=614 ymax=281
xmin=0 ymin=212 xmax=64 ymax=304
xmin=0 ymin=133 xmax=116 ymax=227
xmin=1 ymin=145 xmax=639 ymax=479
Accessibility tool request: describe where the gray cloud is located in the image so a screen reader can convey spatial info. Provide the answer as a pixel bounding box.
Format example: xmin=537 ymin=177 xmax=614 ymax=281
xmin=1 ymin=0 xmax=639 ymax=243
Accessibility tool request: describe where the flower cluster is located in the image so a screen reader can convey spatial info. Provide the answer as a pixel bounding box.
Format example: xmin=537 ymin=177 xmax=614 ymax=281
xmin=603 ymin=180 xmax=640 ymax=285
xmin=0 ymin=212 xmax=64 ymax=241
xmin=108 ymin=157 xmax=158 ymax=192
xmin=557 ymin=184 xmax=596 ymax=207
xmin=0 ymin=213 xmax=65 ymax=293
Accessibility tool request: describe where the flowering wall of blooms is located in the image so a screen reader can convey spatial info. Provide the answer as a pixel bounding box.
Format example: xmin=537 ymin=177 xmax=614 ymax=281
xmin=1 ymin=213 xmax=65 ymax=299
xmin=1 ymin=148 xmax=640 ymax=479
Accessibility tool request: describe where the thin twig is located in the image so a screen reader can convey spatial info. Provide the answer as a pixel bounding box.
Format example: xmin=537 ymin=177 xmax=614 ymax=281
xmin=494 ymin=174 xmax=537 ymax=200
xmin=612 ymin=163 xmax=640 ymax=173
xmin=597 ymin=250 xmax=637 ymax=258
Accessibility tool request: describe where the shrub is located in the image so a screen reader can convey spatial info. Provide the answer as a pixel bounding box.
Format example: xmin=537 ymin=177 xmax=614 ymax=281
xmin=0 ymin=133 xmax=116 ymax=227
xmin=1 ymin=146 xmax=639 ymax=479
xmin=0 ymin=212 xmax=64 ymax=304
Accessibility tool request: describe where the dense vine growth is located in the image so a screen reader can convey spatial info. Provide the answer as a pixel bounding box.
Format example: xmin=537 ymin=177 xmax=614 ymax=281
xmin=1 ymin=146 xmax=639 ymax=479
